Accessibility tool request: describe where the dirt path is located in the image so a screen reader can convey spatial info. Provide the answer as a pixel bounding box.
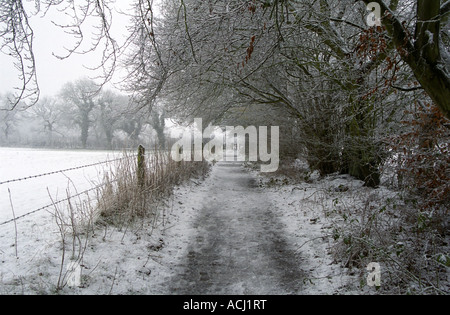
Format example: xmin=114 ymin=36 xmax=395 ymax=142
xmin=162 ymin=160 xmax=305 ymax=294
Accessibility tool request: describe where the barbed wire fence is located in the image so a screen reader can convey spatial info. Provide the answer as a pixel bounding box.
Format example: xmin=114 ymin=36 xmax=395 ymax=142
xmin=0 ymin=153 xmax=139 ymax=227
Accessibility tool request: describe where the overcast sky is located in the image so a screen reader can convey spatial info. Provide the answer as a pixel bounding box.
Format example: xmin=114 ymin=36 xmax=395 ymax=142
xmin=0 ymin=1 xmax=136 ymax=98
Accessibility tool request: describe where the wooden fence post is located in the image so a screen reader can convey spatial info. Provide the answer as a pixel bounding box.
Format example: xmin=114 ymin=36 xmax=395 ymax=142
xmin=137 ymin=145 xmax=146 ymax=188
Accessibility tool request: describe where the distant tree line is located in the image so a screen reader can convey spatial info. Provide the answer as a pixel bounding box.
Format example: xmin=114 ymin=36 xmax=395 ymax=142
xmin=0 ymin=78 xmax=167 ymax=150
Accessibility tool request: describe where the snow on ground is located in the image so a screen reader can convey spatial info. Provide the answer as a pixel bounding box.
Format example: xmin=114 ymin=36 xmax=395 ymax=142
xmin=0 ymin=148 xmax=126 ymax=293
xmin=1 ymin=148 xmax=378 ymax=294
xmin=0 ymin=147 xmax=125 ymax=222
xmin=256 ymin=173 xmax=363 ymax=294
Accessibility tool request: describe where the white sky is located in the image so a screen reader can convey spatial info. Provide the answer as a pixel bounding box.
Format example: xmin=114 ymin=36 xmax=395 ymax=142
xmin=0 ymin=0 xmax=136 ymax=98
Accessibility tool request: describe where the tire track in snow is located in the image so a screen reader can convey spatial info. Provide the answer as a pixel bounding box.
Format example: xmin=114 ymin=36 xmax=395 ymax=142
xmin=166 ymin=160 xmax=305 ymax=294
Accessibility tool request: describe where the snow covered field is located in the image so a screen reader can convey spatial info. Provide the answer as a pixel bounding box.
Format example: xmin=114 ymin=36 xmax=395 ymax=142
xmin=0 ymin=147 xmax=128 ymax=293
xmin=0 ymin=147 xmax=125 ymax=223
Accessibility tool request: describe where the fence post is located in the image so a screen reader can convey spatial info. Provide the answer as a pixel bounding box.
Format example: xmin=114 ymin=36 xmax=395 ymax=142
xmin=137 ymin=145 xmax=146 ymax=188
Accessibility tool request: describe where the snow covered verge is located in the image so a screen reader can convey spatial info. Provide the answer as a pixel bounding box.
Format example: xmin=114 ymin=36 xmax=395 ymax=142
xmin=0 ymin=155 xmax=211 ymax=295
xmin=248 ymin=160 xmax=450 ymax=295
xmin=254 ymin=173 xmax=363 ymax=294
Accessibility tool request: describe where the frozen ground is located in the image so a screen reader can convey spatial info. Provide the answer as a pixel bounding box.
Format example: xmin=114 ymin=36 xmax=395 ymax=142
xmin=0 ymin=149 xmax=365 ymax=294
xmin=160 ymin=160 xmax=305 ymax=294
xmin=151 ymin=160 xmax=360 ymax=294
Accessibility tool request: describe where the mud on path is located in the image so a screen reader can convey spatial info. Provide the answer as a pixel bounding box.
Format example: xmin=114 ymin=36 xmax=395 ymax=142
xmin=162 ymin=160 xmax=305 ymax=294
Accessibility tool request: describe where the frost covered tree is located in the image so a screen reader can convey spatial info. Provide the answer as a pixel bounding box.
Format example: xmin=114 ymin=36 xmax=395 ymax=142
xmin=0 ymin=0 xmax=118 ymax=110
xmin=1 ymin=0 xmax=449 ymax=119
xmin=1 ymin=0 xmax=449 ymax=185
xmin=31 ymin=96 xmax=63 ymax=146
xmin=118 ymin=110 xmax=146 ymax=147
xmin=0 ymin=94 xmax=20 ymax=143
xmin=95 ymin=90 xmax=129 ymax=149
xmin=60 ymin=78 xmax=99 ymax=149
xmin=151 ymin=107 xmax=166 ymax=149
xmin=124 ymin=0 xmax=392 ymax=185
xmin=134 ymin=0 xmax=447 ymax=186
xmin=359 ymin=0 xmax=450 ymax=119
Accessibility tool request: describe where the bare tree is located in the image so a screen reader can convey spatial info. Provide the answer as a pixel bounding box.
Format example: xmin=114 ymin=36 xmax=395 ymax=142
xmin=0 ymin=0 xmax=118 ymax=109
xmin=118 ymin=109 xmax=146 ymax=147
xmin=0 ymin=0 xmax=39 ymax=109
xmin=151 ymin=106 xmax=166 ymax=149
xmin=60 ymin=78 xmax=98 ymax=148
xmin=2 ymin=0 xmax=449 ymax=122
xmin=359 ymin=0 xmax=450 ymax=119
xmin=0 ymin=94 xmax=20 ymax=143
xmin=95 ymin=90 xmax=128 ymax=149
xmin=31 ymin=96 xmax=63 ymax=146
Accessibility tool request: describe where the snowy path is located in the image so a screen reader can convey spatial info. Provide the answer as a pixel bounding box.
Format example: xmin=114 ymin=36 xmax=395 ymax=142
xmin=161 ymin=160 xmax=305 ymax=294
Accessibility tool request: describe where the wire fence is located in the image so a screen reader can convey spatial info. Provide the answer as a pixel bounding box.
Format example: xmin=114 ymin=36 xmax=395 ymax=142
xmin=0 ymin=155 xmax=134 ymax=186
xmin=0 ymin=153 xmax=138 ymax=227
xmin=0 ymin=182 xmax=108 ymax=227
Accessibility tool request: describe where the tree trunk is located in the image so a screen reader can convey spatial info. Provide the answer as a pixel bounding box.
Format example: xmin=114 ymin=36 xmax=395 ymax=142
xmin=410 ymin=0 xmax=450 ymax=118
xmin=342 ymin=95 xmax=381 ymax=188
xmin=361 ymin=0 xmax=450 ymax=119
xmin=410 ymin=60 xmax=450 ymax=119
xmin=80 ymin=113 xmax=90 ymax=149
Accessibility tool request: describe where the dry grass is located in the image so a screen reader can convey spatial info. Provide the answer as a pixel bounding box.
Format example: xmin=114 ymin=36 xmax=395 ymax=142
xmin=96 ymin=148 xmax=210 ymax=226
xmin=319 ymin=180 xmax=449 ymax=294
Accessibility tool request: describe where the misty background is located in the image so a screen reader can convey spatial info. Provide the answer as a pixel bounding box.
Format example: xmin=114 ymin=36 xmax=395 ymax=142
xmin=0 ymin=0 xmax=173 ymax=150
